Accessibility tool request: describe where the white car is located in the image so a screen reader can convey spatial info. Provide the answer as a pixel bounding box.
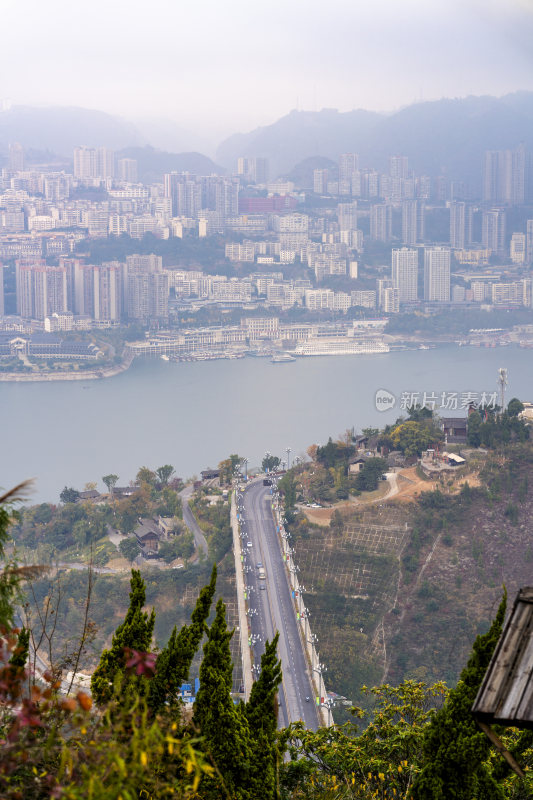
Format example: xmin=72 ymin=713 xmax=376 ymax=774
xmin=247 ymin=541 xmax=252 ymax=547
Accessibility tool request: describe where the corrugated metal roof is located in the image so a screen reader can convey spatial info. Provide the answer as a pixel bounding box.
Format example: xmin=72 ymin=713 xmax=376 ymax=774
xmin=472 ymin=587 xmax=533 ymax=729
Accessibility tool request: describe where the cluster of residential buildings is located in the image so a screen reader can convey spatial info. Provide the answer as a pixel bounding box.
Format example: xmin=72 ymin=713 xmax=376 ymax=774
xmin=1 ymin=142 xmax=533 ymax=328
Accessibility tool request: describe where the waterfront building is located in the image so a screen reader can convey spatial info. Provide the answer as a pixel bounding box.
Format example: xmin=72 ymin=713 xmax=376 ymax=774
xmin=16 ymin=260 xmax=68 ymax=319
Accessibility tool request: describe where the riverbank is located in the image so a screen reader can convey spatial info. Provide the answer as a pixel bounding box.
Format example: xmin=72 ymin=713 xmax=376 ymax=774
xmin=0 ymin=352 xmax=134 ymax=382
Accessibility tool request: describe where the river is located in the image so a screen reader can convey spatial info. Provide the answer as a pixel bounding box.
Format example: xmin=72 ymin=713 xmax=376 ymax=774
xmin=2 ymin=345 xmax=532 ymax=503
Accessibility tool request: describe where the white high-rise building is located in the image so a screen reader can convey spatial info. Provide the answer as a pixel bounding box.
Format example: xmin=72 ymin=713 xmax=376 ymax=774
xmin=118 ymin=158 xmax=138 ymax=183
xmin=424 ymin=247 xmax=450 ymax=302
xmin=402 ymin=199 xmax=424 ymax=245
xmin=482 ymin=209 xmax=506 ymax=256
xmin=337 ymin=202 xmax=358 ymax=231
xmin=369 ymin=203 xmax=392 ymax=241
xmin=339 ymin=153 xmax=359 ymax=195
xmin=392 ymin=248 xmax=418 ymax=302
xmin=510 ymin=232 xmax=526 ymax=264
xmin=527 ymin=219 xmax=533 ymax=264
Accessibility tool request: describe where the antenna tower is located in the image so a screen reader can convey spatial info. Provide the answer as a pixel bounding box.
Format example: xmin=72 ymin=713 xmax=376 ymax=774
xmin=498 ymin=367 xmax=508 ymax=413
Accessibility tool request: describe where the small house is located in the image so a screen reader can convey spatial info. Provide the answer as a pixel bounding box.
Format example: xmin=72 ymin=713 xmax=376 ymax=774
xmin=440 ymin=417 xmax=468 ymax=444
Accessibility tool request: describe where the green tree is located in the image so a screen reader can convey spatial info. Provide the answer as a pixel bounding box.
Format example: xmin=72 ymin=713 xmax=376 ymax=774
xmin=245 ymin=633 xmax=283 ymax=800
xmin=119 ymin=537 xmax=141 ymax=563
xmin=391 ymin=420 xmax=440 ymax=457
xmin=507 ymin=397 xmax=524 ymax=417
xmin=262 ymin=454 xmax=281 ymax=472
xmin=9 ymin=626 xmax=30 ymax=669
xmin=136 ymin=466 xmax=157 ymax=487
xmin=0 ymin=483 xmax=38 ymax=628
xmin=467 ymin=410 xmax=483 ymax=447
xmin=156 ymin=464 xmax=175 ymax=486
xmin=59 ymin=486 xmax=80 ymax=504
xmin=91 ymin=569 xmax=155 ymax=705
xmin=102 ymin=474 xmax=119 ymax=502
xmin=411 ymin=590 xmax=507 ymax=800
xmin=149 ymin=565 xmax=217 ymax=715
xmin=355 ymin=457 xmax=388 ymax=491
xmin=193 ymin=598 xmax=252 ymax=799
xmin=158 ymin=533 xmax=194 ymax=563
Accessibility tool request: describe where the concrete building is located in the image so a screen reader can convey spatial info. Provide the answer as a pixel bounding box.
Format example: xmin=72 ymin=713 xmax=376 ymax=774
xmin=402 ymin=199 xmax=424 ymax=245
xmin=392 ymin=247 xmax=418 ymax=302
xmin=482 ymin=145 xmax=526 ymax=204
xmin=16 ymin=260 xmax=68 ymax=319
xmin=339 ymin=153 xmax=359 ymax=195
xmin=369 ymin=203 xmax=392 ymax=241
xmin=482 ymin=209 xmax=506 ymax=256
xmin=449 ymin=201 xmax=472 ymax=249
xmin=424 ymin=246 xmax=450 ymax=302
xmin=510 ymin=232 xmax=526 ymax=264
xmin=117 ymin=158 xmax=138 ymax=183
xmin=337 ymin=202 xmax=358 ymax=232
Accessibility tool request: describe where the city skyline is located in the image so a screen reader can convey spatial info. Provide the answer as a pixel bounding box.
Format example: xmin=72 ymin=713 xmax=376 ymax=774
xmin=1 ymin=1 xmax=533 ymax=141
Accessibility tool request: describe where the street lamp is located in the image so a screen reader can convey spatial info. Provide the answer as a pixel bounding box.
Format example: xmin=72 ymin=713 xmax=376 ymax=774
xmin=286 ymin=447 xmax=291 ymax=470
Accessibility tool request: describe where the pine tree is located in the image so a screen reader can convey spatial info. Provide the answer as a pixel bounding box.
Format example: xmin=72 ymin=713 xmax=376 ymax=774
xmin=148 ymin=564 xmax=217 ymax=715
xmin=411 ymin=590 xmax=507 ymax=800
xmin=193 ymin=598 xmax=252 ymax=799
xmin=9 ymin=626 xmax=30 ymax=669
xmin=91 ymin=569 xmax=155 ymax=706
xmin=245 ymin=633 xmax=283 ymax=800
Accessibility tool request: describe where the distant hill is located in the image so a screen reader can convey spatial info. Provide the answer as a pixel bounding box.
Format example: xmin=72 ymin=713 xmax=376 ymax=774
xmin=216 ymin=92 xmax=533 ymax=191
xmin=216 ymin=108 xmax=381 ymax=179
xmin=285 ymin=156 xmax=339 ymax=190
xmin=116 ymin=146 xmax=224 ymax=183
xmin=0 ymin=105 xmax=143 ymax=156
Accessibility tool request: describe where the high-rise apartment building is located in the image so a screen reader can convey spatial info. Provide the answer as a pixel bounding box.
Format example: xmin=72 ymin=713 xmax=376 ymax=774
xmin=237 ymin=157 xmax=269 ymax=184
xmin=527 ymin=219 xmax=533 ymax=264
xmin=392 ymin=247 xmax=418 ymax=302
xmin=118 ymin=158 xmax=138 ymax=183
xmin=0 ymin=263 xmax=4 ymax=316
xmin=449 ymin=201 xmax=473 ymax=249
xmin=402 ymin=199 xmax=424 ymax=245
xmin=73 ymin=146 xmax=115 ymax=180
xmin=424 ymin=247 xmax=450 ymax=302
xmin=339 ymin=153 xmax=359 ymax=195
xmin=510 ymin=232 xmax=526 ymax=264
xmin=482 ymin=145 xmax=526 ymax=204
xmin=482 ymin=209 xmax=506 ymax=256
xmin=313 ymin=169 xmax=329 ymax=194
xmin=164 ymin=172 xmax=202 ymax=218
xmin=8 ymin=142 xmax=24 ymax=172
xmin=16 ymin=260 xmax=68 ymax=318
xmin=369 ymin=203 xmax=392 ymax=241
xmin=389 ymin=155 xmax=409 ymax=180
xmin=337 ymin=202 xmax=358 ymax=231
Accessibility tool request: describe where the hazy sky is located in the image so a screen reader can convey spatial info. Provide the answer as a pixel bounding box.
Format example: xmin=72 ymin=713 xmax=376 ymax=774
xmin=1 ymin=0 xmax=533 ymax=139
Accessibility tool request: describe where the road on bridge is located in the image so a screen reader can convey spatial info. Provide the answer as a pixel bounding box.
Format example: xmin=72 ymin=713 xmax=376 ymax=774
xmin=237 ymin=480 xmax=319 ymax=731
